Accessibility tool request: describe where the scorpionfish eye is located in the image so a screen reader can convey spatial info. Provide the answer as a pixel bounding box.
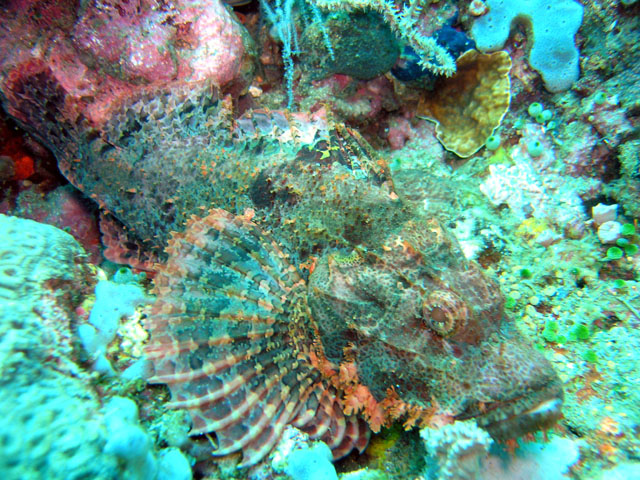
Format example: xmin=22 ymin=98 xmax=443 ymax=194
xmin=422 ymin=290 xmax=469 ymax=336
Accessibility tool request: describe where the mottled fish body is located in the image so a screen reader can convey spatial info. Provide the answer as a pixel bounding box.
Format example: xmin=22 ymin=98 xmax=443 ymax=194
xmin=140 ymin=98 xmax=563 ymax=466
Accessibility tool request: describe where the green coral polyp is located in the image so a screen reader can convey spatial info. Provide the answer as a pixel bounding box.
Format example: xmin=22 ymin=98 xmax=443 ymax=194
xmin=621 ymin=223 xmax=636 ymax=236
xmin=572 ymin=324 xmax=591 ymax=341
xmin=593 ymin=91 xmax=608 ymax=105
xmin=485 ymin=134 xmax=501 ymax=151
xmin=612 ymin=279 xmax=627 ymax=289
xmin=528 ymin=102 xmax=543 ymax=117
xmin=581 ymin=350 xmax=598 ymax=363
xmin=605 ymin=246 xmax=624 ymax=261
xmin=542 ymin=320 xmax=559 ymax=343
xmin=527 ymin=140 xmax=544 ymax=157
xmin=519 ymin=267 xmax=533 ymax=279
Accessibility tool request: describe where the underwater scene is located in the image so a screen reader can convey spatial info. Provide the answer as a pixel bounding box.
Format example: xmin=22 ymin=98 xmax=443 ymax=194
xmin=0 ymin=0 xmax=639 ymax=479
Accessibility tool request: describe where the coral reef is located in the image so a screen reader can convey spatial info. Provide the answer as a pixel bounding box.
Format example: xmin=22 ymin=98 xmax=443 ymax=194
xmin=0 ymin=213 xmax=96 ymax=434
xmin=268 ymin=427 xmax=339 ymax=480
xmin=8 ymin=184 xmax=101 ymax=262
xmin=78 ymin=278 xmax=150 ymax=375
xmin=479 ymin=121 xmax=600 ymax=239
xmin=0 ymin=0 xmax=639 ymax=479
xmin=314 ymin=0 xmax=456 ymax=76
xmin=0 ymin=214 xmax=91 ymax=307
xmin=0 ymin=305 xmax=120 ymax=480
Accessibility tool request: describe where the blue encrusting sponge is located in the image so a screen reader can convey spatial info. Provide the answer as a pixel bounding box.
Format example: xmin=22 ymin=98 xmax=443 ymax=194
xmin=471 ymin=0 xmax=584 ymax=92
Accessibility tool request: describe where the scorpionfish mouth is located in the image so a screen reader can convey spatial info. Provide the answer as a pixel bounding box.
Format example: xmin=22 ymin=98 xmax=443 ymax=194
xmin=451 ymin=336 xmax=565 ymax=441
xmin=473 ymin=379 xmax=564 ymax=441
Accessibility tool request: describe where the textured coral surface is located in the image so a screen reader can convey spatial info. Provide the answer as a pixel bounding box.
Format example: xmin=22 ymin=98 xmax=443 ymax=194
xmin=417 ymin=50 xmax=512 ymax=157
xmin=0 ymin=215 xmax=112 ymax=479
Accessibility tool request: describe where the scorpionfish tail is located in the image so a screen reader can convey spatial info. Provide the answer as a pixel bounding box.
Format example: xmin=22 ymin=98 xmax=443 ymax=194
xmin=145 ymin=209 xmax=369 ymax=467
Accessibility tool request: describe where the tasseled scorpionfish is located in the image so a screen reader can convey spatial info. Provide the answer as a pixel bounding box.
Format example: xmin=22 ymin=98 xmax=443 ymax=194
xmin=133 ymin=94 xmax=563 ymax=467
xmin=56 ymin=84 xmax=563 ymax=466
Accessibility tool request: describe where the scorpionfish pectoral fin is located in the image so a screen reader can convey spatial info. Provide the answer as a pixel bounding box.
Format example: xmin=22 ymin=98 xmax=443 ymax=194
xmin=144 ymin=209 xmax=369 ymax=467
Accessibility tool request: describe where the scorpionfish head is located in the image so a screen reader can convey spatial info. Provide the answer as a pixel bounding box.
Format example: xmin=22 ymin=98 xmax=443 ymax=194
xmin=308 ymin=214 xmax=563 ymax=439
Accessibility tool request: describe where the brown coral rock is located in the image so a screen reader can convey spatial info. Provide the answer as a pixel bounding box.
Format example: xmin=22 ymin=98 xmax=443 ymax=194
xmin=418 ymin=50 xmax=512 ymax=158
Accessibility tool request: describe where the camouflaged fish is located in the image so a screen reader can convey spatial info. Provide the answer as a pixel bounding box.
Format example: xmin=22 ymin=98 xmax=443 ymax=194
xmin=47 ymin=84 xmax=562 ymax=466
xmin=120 ymin=93 xmax=562 ymax=467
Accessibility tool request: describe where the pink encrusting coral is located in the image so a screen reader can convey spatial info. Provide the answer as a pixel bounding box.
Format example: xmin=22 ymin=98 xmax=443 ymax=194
xmin=72 ymin=2 xmax=178 ymax=84
xmin=72 ymin=0 xmax=252 ymax=88
xmin=0 ymin=0 xmax=254 ymax=129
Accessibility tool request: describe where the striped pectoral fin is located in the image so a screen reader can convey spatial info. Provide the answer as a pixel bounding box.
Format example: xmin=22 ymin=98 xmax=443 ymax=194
xmin=354 ymin=417 xmax=371 ymax=454
xmin=296 ymin=387 xmax=336 ymax=440
xmin=169 ymin=347 xmax=304 ymax=425
xmin=235 ymin=399 xmax=301 ymax=467
xmin=235 ymin=375 xmax=326 ymax=467
xmin=296 ymin=387 xmax=371 ymax=460
xmin=146 ymin=208 xmax=341 ymax=466
xmin=210 ymin=366 xmax=321 ymax=467
xmin=146 ymin=315 xmax=287 ymax=368
xmin=331 ymin=416 xmax=371 ymax=460
xmin=157 ymin=209 xmax=303 ymax=322
xmin=290 ymin=384 xmax=322 ymax=428
xmin=321 ymin=401 xmax=348 ymax=450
